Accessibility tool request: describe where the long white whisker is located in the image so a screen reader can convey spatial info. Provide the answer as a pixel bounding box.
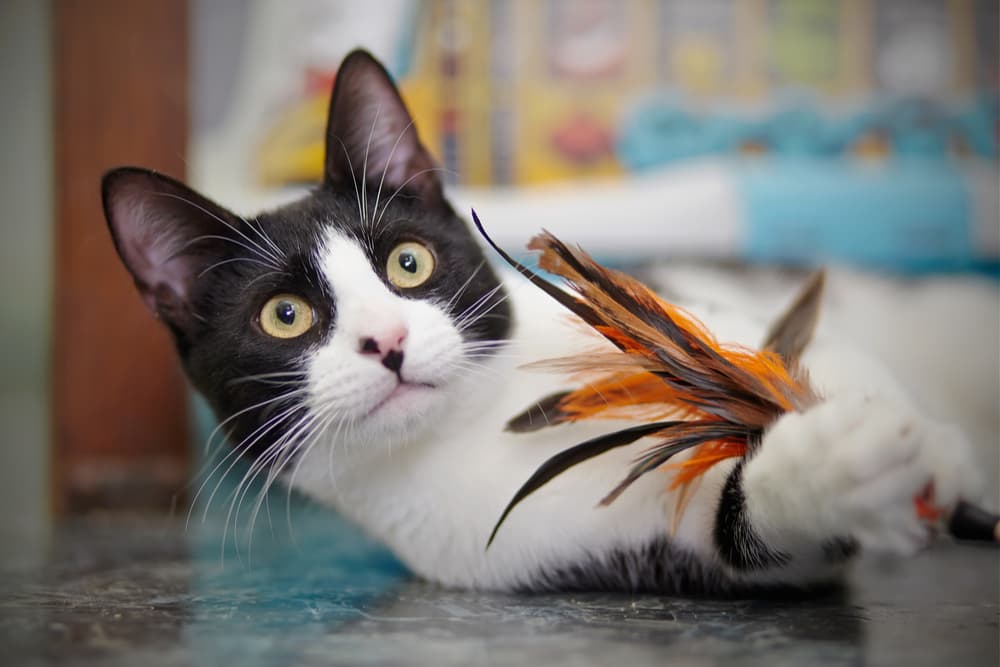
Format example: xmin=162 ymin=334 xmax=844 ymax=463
xmin=335 ymin=137 xmax=366 ymax=227
xmin=457 ymin=295 xmax=512 ymax=333
xmin=220 ymin=408 xmax=308 ymax=564
xmin=247 ymin=410 xmax=335 ymax=557
xmin=245 ymin=269 xmax=292 ymax=290
xmin=371 ymin=118 xmax=416 ymax=235
xmin=285 ymin=407 xmax=349 ymax=513
xmin=441 ymin=261 xmax=487 ymax=312
xmin=200 ymin=401 xmax=305 ymax=527
xmin=171 ymin=233 xmax=282 ymax=270
xmin=243 ymin=216 xmax=285 ymax=259
xmin=453 ymin=285 xmax=504 ymax=328
xmin=226 ymin=371 xmax=308 ymax=388
xmin=443 ymin=359 xmax=506 ymax=381
xmin=199 ymin=387 xmax=307 ymax=456
xmin=153 ymin=192 xmax=283 ymax=266
xmin=360 ymin=106 xmax=382 ymax=231
xmin=185 ymin=388 xmax=309 ymax=525
xmin=372 ymin=166 xmax=451 ymax=229
xmin=454 ymin=285 xmax=509 ymax=332
xmin=197 ymin=256 xmax=280 ymax=279
xmin=285 ymin=411 xmax=340 ymax=548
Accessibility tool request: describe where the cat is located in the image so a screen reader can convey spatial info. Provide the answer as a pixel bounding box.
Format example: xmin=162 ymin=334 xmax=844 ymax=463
xmin=102 ymin=49 xmax=985 ymax=593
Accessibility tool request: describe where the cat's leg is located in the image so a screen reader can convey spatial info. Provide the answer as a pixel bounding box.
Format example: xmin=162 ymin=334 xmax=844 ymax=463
xmin=713 ymin=394 xmax=985 ymax=586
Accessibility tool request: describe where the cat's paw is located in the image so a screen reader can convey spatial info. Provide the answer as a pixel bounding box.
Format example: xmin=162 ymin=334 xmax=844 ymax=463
xmin=744 ymin=395 xmax=984 ymax=555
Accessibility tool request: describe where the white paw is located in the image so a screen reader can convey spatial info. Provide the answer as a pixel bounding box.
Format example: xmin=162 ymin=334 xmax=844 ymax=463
xmin=745 ymin=394 xmax=984 ymax=556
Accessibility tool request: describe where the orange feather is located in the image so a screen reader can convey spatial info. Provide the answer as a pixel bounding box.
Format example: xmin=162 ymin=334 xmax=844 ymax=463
xmin=472 ymin=213 xmax=822 ymax=545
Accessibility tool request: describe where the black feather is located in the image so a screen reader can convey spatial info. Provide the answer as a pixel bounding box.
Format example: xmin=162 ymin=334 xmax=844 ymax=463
xmin=506 ymin=391 xmax=573 ymax=433
xmin=485 ymin=421 xmax=686 ymax=548
xmin=762 ymin=269 xmax=826 ymax=364
xmin=598 ymin=422 xmax=750 ymax=506
xmin=472 ymin=211 xmax=599 ymax=325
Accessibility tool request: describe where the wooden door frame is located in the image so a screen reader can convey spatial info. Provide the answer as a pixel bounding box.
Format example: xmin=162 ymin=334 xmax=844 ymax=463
xmin=52 ymin=0 xmax=191 ymax=514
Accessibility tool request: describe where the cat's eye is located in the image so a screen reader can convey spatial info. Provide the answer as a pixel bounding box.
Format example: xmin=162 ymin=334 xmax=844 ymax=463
xmin=386 ymin=241 xmax=435 ymax=289
xmin=259 ymin=294 xmax=314 ymax=339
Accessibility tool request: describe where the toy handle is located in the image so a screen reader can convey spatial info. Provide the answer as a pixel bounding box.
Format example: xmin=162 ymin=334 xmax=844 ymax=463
xmin=949 ymin=501 xmax=1000 ymax=543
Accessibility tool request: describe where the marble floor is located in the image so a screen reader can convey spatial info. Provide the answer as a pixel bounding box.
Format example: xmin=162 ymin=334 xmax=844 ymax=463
xmin=0 ymin=506 xmax=996 ymax=667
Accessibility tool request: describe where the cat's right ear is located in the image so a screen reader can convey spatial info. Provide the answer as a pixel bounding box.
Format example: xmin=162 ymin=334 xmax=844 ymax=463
xmin=323 ymin=49 xmax=445 ymax=208
xmin=102 ymin=167 xmax=243 ymax=332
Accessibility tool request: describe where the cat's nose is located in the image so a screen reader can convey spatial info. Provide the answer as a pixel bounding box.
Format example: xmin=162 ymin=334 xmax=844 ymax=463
xmin=380 ymin=349 xmax=404 ymax=373
xmin=359 ymin=328 xmax=408 ymax=372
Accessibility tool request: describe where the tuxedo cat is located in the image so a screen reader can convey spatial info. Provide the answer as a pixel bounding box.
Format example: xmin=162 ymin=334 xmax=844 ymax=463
xmin=103 ymin=49 xmax=984 ymax=593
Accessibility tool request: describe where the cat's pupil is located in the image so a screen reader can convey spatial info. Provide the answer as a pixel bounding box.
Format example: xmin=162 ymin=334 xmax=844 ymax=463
xmin=275 ymin=301 xmax=296 ymax=325
xmin=399 ymin=251 xmax=418 ymax=274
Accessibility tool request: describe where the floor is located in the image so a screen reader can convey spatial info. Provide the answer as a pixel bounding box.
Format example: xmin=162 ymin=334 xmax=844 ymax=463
xmin=0 ymin=506 xmax=996 ymax=667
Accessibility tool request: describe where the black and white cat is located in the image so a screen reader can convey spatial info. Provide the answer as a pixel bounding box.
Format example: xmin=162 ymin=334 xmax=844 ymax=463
xmin=103 ymin=50 xmax=984 ymax=593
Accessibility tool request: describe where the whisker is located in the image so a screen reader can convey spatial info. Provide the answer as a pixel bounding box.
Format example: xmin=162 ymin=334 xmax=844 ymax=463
xmin=454 ymin=285 xmax=510 ymax=332
xmin=243 ymin=216 xmax=286 ymax=260
xmin=185 ymin=391 xmax=308 ymax=522
xmin=443 ymin=359 xmax=506 ymax=381
xmin=360 ymin=106 xmax=382 ymax=231
xmin=197 ymin=256 xmax=281 ymax=279
xmin=169 ymin=233 xmax=282 ymax=271
xmin=245 ymin=269 xmax=293 ymax=290
xmin=153 ymin=192 xmax=283 ymax=266
xmin=453 ymin=284 xmax=505 ymax=327
xmin=335 ymin=136 xmax=366 ymax=229
xmin=198 ymin=387 xmax=307 ymax=456
xmin=372 ymin=166 xmax=452 ymax=229
xmin=457 ymin=302 xmax=512 ymax=335
xmin=247 ymin=410 xmax=336 ymax=557
xmin=286 ymin=410 xmax=343 ymax=548
xmin=372 ymin=118 xmax=417 ymax=234
xmin=226 ymin=371 xmax=309 ymax=388
xmin=220 ymin=407 xmax=310 ymax=563
xmin=197 ymin=400 xmax=305 ymax=527
xmin=441 ymin=261 xmax=487 ymax=313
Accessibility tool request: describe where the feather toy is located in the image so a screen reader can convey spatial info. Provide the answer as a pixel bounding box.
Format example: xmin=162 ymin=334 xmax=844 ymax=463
xmin=471 ymin=211 xmax=999 ymax=548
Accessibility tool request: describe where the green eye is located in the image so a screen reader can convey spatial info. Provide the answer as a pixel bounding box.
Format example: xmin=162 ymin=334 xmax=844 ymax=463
xmin=387 ymin=242 xmax=435 ymax=289
xmin=259 ymin=294 xmax=314 ymax=339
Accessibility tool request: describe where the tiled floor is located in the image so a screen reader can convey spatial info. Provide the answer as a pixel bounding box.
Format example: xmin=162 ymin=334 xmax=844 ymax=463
xmin=0 ymin=509 xmax=996 ymax=667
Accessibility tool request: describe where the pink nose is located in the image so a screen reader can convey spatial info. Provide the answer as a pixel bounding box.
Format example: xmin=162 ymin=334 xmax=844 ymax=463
xmin=359 ymin=327 xmax=408 ymax=372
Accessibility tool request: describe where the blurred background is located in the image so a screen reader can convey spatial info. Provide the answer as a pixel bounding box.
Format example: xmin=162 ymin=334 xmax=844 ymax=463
xmin=0 ymin=0 xmax=997 ymax=549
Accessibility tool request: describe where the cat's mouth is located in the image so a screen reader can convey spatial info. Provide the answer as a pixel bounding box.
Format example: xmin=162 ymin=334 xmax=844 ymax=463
xmin=367 ymin=379 xmax=437 ymax=417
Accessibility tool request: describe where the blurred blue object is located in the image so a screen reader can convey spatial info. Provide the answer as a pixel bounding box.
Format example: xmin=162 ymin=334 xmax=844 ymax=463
xmin=617 ymin=95 xmax=735 ymax=169
xmin=761 ymin=104 xmax=842 ymax=157
xmin=613 ymin=92 xmax=996 ymax=273
xmin=953 ymin=93 xmax=999 ymax=158
xmin=738 ymin=160 xmax=977 ymax=271
xmin=884 ymin=99 xmax=951 ymax=159
xmin=618 ymin=94 xmax=998 ymax=166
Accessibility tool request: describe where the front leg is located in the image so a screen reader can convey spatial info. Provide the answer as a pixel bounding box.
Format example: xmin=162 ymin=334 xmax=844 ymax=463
xmin=713 ymin=394 xmax=985 ymax=586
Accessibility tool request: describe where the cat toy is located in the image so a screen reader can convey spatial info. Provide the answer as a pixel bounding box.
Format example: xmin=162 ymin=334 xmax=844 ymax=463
xmin=470 ymin=211 xmax=999 ymax=548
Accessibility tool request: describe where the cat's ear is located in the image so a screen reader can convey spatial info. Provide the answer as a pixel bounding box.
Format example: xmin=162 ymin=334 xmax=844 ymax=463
xmin=323 ymin=49 xmax=445 ymax=208
xmin=102 ymin=167 xmax=244 ymax=331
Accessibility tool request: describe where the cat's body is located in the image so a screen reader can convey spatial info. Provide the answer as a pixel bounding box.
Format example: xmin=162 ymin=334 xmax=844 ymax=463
xmin=292 ymin=261 xmax=968 ymax=593
xmin=103 ymin=50 xmax=986 ymax=594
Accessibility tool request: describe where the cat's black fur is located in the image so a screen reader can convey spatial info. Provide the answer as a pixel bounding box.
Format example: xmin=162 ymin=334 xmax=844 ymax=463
xmin=103 ymin=50 xmax=510 ymax=467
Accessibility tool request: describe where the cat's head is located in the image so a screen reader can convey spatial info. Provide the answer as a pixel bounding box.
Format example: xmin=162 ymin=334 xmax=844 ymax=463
xmin=102 ymin=49 xmax=511 ymax=465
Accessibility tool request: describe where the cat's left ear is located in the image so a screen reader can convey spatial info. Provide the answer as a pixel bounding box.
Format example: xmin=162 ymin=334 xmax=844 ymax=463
xmin=323 ymin=49 xmax=445 ymax=208
xmin=102 ymin=167 xmax=246 ymax=334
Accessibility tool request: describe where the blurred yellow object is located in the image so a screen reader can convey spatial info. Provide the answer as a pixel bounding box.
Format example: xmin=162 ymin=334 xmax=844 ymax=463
xmin=252 ymin=0 xmax=993 ymax=188
xmin=256 ymin=94 xmax=328 ymax=186
xmin=851 ymin=133 xmax=890 ymax=161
